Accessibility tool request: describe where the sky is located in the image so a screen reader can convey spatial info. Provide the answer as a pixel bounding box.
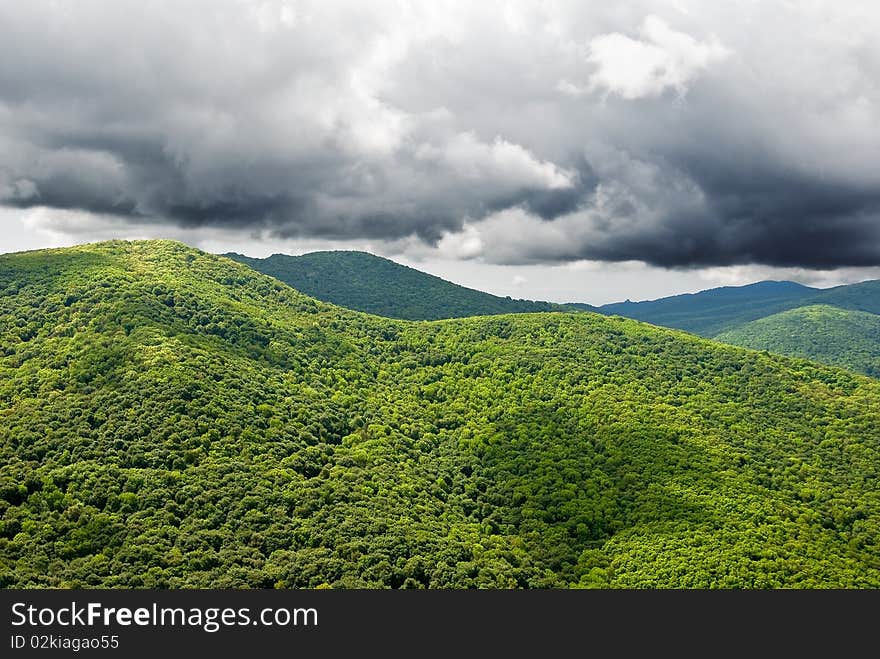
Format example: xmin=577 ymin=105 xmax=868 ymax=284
xmin=2 ymin=1 xmax=880 ymax=305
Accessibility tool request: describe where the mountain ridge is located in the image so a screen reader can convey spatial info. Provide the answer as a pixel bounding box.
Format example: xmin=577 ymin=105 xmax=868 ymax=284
xmin=716 ymin=304 xmax=880 ymax=377
xmin=583 ymin=276 xmax=880 ymax=375
xmin=587 ymin=280 xmax=820 ymax=336
xmin=2 ymin=239 xmax=879 ymax=588
xmin=598 ymin=280 xmax=816 ymax=307
xmin=225 ymin=249 xmax=586 ymax=320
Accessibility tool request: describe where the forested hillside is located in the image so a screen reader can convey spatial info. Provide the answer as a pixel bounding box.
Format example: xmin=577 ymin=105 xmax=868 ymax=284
xmin=716 ymin=305 xmax=880 ymax=378
xmin=809 ymin=279 xmax=880 ymax=315
xmin=591 ymin=279 xmax=880 ymax=378
xmin=225 ymin=253 xmax=880 ymax=379
xmin=226 ymin=250 xmax=579 ymax=320
xmin=2 ymin=241 xmax=879 ymax=588
xmin=590 ymin=281 xmax=817 ymax=336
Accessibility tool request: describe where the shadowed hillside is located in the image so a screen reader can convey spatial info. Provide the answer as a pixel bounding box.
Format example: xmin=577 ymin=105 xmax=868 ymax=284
xmin=226 ymin=250 xmax=583 ymax=320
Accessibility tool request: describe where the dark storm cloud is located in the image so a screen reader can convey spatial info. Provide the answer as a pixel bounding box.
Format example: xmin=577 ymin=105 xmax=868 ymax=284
xmin=495 ymin=159 xmax=599 ymax=220
xmin=1 ymin=1 xmax=879 ymax=268
xmin=562 ymin=164 xmax=880 ymax=269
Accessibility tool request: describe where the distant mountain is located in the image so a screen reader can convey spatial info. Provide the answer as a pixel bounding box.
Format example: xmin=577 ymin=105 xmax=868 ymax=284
xmin=716 ymin=305 xmax=880 ymax=378
xmin=4 ymin=240 xmax=880 ymax=588
xmin=589 ymin=281 xmax=817 ymax=337
xmin=588 ymin=278 xmax=880 ymax=378
xmin=809 ymin=279 xmax=880 ymax=315
xmin=226 ymin=250 xmax=584 ymax=320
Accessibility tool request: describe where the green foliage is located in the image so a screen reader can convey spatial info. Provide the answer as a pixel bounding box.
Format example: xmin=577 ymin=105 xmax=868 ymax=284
xmin=593 ymin=281 xmax=817 ymax=337
xmin=810 ymin=279 xmax=880 ymax=315
xmin=226 ymin=250 xmax=583 ymax=320
xmin=716 ymin=305 xmax=880 ymax=378
xmin=2 ymin=240 xmax=880 ymax=588
xmin=592 ymin=279 xmax=880 ymax=378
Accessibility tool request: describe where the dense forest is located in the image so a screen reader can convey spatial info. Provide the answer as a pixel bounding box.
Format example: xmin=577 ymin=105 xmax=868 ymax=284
xmin=810 ymin=279 xmax=880 ymax=315
xmin=2 ymin=241 xmax=879 ymax=588
xmin=226 ymin=250 xmax=579 ymax=320
xmin=229 ymin=250 xmax=880 ymax=378
xmin=716 ymin=305 xmax=880 ymax=378
xmin=593 ymin=278 xmax=880 ymax=339
xmin=588 ymin=281 xmax=819 ymax=336
xmin=586 ymin=280 xmax=880 ymax=377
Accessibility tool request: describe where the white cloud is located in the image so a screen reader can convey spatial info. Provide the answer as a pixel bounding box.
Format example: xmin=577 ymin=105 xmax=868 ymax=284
xmin=436 ymin=223 xmax=484 ymax=260
xmin=415 ymin=132 xmax=574 ymax=190
xmin=584 ymin=15 xmax=729 ymax=99
xmin=2 ymin=0 xmax=880 ymax=276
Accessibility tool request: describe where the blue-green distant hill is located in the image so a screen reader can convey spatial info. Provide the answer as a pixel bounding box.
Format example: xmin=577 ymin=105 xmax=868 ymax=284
xmin=588 ymin=278 xmax=880 ymax=340
xmin=574 ymin=278 xmax=880 ymax=377
xmin=578 ymin=281 xmax=818 ymax=337
xmin=809 ymin=279 xmax=880 ymax=315
xmin=716 ymin=305 xmax=880 ymax=378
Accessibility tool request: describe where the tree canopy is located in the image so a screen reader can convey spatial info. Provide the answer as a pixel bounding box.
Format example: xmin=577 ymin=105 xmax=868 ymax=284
xmin=226 ymin=250 xmax=582 ymax=320
xmin=1 ymin=240 xmax=879 ymax=588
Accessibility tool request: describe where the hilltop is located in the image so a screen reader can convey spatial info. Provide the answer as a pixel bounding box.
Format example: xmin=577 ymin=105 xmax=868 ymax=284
xmin=716 ymin=305 xmax=880 ymax=378
xmin=225 ymin=250 xmax=582 ymax=320
xmin=1 ymin=240 xmax=879 ymax=588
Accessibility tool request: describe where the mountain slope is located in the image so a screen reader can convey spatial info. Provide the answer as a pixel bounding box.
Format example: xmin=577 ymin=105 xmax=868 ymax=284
xmin=2 ymin=240 xmax=880 ymax=588
xmin=716 ymin=305 xmax=880 ymax=378
xmin=589 ymin=278 xmax=880 ymax=378
xmin=809 ymin=279 xmax=880 ymax=315
xmin=590 ymin=281 xmax=817 ymax=337
xmin=226 ymin=250 xmax=582 ymax=320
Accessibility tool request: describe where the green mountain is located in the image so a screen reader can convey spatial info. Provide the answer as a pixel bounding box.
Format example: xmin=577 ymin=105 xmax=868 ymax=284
xmin=716 ymin=305 xmax=880 ymax=378
xmin=226 ymin=250 xmax=582 ymax=320
xmin=588 ymin=279 xmax=880 ymax=378
xmin=2 ymin=240 xmax=880 ymax=588
xmin=810 ymin=279 xmax=880 ymax=315
xmin=589 ymin=281 xmax=818 ymax=337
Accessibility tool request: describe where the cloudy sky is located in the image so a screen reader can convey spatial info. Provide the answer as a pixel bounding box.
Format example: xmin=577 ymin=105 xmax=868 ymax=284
xmin=2 ymin=0 xmax=880 ymax=304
